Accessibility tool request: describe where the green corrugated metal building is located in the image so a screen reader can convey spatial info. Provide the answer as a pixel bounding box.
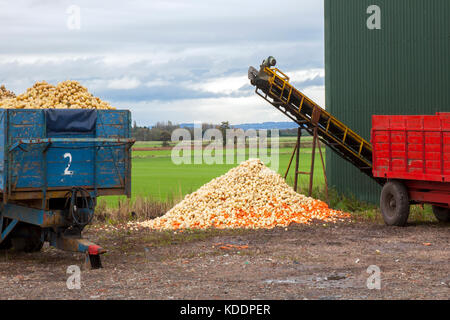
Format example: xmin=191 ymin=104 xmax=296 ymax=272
xmin=324 ymin=0 xmax=450 ymax=203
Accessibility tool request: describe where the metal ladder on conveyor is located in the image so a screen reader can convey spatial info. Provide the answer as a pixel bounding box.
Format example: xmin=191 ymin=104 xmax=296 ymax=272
xmin=249 ymin=61 xmax=379 ymax=183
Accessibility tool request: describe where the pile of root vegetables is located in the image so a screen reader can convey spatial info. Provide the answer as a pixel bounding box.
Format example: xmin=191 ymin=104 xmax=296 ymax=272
xmin=134 ymin=159 xmax=349 ymax=231
xmin=0 ymin=81 xmax=114 ymax=109
xmin=0 ymin=85 xmax=16 ymax=100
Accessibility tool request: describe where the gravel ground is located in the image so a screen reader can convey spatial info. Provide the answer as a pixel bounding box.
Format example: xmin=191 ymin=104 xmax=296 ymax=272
xmin=0 ymin=220 xmax=448 ymax=300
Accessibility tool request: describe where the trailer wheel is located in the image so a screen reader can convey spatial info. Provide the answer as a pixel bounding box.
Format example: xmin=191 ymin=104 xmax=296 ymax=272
xmin=0 ymin=237 xmax=12 ymax=250
xmin=380 ymin=181 xmax=410 ymax=226
xmin=432 ymin=206 xmax=450 ymax=222
xmin=11 ymin=223 xmax=44 ymax=253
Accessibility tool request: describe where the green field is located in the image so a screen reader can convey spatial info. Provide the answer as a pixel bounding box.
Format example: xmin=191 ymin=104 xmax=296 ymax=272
xmin=103 ymin=139 xmax=326 ymax=207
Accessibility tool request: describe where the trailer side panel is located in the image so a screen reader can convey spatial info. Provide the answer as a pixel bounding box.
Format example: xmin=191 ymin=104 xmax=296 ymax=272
xmin=372 ymin=113 xmax=450 ymax=182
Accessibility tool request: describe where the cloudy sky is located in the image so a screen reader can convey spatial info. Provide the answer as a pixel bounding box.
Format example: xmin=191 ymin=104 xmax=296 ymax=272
xmin=0 ymin=0 xmax=325 ymax=126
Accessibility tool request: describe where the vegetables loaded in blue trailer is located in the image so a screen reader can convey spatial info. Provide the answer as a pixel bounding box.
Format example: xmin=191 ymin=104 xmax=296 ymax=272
xmin=0 ymin=109 xmax=135 ymax=268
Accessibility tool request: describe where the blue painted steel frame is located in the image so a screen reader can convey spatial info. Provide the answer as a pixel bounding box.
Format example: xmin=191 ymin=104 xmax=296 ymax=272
xmin=0 ymin=218 xmax=18 ymax=241
xmin=2 ymin=203 xmax=67 ymax=227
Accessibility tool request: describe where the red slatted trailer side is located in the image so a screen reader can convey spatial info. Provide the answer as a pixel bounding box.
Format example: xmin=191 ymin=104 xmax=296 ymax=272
xmin=372 ymin=113 xmax=450 ymax=225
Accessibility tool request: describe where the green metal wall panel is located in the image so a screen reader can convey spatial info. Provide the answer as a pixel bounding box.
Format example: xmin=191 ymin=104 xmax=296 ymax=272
xmin=324 ymin=0 xmax=450 ymax=203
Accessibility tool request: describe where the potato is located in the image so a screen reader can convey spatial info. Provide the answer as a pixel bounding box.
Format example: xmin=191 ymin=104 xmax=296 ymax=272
xmin=0 ymin=85 xmax=16 ymax=101
xmin=0 ymin=80 xmax=115 ymax=110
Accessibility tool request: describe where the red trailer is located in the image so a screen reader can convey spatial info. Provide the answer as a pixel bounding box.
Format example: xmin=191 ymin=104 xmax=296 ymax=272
xmin=372 ymin=112 xmax=450 ymax=225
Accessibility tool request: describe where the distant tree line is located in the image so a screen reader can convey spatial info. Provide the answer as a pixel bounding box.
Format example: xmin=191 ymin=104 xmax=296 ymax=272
xmin=132 ymin=121 xmax=179 ymax=142
xmin=131 ymin=121 xmax=301 ymax=142
xmin=132 ymin=121 xmax=218 ymax=143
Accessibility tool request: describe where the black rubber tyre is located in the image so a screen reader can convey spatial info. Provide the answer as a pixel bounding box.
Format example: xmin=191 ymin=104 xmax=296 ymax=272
xmin=12 ymin=237 xmax=44 ymax=253
xmin=0 ymin=237 xmax=12 ymax=250
xmin=11 ymin=224 xmax=44 ymax=253
xmin=432 ymin=206 xmax=450 ymax=222
xmin=380 ymin=181 xmax=410 ymax=226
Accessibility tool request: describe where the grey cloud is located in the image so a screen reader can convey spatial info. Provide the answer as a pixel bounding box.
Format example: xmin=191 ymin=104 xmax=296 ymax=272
xmin=0 ymin=0 xmax=325 ymax=124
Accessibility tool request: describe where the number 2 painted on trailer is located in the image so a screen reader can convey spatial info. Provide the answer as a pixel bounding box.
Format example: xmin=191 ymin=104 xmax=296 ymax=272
xmin=64 ymin=153 xmax=74 ymax=175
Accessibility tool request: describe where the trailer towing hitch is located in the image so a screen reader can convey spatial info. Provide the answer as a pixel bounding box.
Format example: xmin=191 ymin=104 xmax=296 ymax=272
xmin=53 ymin=234 xmax=106 ymax=269
xmin=58 ymin=187 xmax=105 ymax=269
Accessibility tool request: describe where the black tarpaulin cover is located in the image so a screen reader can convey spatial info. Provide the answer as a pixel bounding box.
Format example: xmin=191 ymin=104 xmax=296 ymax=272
xmin=45 ymin=109 xmax=97 ymax=136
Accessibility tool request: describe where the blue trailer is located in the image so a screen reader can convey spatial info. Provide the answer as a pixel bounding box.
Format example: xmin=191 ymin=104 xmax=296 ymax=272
xmin=0 ymin=108 xmax=134 ymax=268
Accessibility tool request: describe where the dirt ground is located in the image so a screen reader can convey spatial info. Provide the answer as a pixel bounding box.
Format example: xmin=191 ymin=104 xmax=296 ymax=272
xmin=0 ymin=220 xmax=448 ymax=300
